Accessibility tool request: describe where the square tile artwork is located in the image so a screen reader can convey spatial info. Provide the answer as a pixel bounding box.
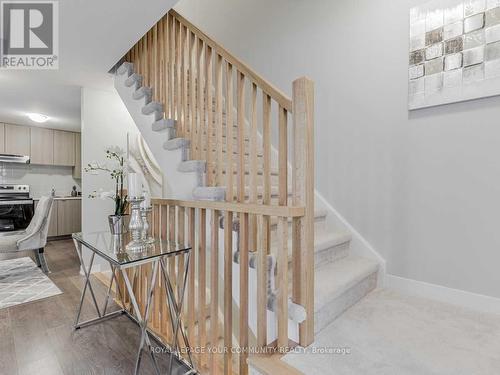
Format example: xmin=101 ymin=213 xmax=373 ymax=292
xmin=409 ymin=0 xmax=500 ymax=109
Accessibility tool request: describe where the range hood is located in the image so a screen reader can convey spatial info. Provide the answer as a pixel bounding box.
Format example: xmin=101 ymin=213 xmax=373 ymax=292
xmin=0 ymin=154 xmax=30 ymax=164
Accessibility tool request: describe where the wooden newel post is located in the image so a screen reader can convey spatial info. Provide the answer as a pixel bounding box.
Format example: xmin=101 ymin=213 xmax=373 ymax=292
xmin=292 ymin=77 xmax=315 ymax=346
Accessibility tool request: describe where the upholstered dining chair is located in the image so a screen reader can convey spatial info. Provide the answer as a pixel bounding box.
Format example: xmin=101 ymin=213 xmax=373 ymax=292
xmin=0 ymin=196 xmax=54 ymax=273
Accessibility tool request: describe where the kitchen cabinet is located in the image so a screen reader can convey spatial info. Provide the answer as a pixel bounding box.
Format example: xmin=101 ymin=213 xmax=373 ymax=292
xmin=30 ymin=127 xmax=54 ymax=165
xmin=53 ymin=130 xmax=75 ymax=166
xmin=0 ymin=124 xmax=4 ymax=153
xmin=0 ymin=123 xmax=80 ymax=167
xmin=35 ymin=198 xmax=81 ymax=237
xmin=73 ymin=132 xmax=81 ymax=179
xmin=56 ymin=199 xmax=81 ymax=236
xmin=5 ymin=124 xmax=30 ymax=156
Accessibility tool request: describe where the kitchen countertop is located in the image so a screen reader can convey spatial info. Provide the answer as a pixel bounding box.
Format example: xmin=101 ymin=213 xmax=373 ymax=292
xmin=33 ymin=196 xmax=82 ymax=200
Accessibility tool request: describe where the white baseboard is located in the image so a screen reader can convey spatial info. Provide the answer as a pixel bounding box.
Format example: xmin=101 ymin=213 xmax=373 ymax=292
xmin=386 ymin=274 xmax=500 ymax=314
xmin=315 ymin=191 xmax=386 ymax=285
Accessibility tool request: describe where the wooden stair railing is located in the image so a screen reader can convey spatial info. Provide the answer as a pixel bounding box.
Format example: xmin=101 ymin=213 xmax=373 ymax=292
xmin=119 ymin=9 xmax=314 ymax=375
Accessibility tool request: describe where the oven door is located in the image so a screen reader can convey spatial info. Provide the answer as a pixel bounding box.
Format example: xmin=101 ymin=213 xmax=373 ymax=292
xmin=0 ymin=200 xmax=34 ymax=232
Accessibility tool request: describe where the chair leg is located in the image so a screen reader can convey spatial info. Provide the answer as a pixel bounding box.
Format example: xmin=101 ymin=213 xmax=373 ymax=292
xmin=33 ymin=252 xmax=42 ymax=267
xmin=37 ymin=248 xmax=50 ymax=274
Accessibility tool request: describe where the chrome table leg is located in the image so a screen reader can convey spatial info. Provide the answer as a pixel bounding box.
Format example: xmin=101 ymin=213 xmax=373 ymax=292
xmin=73 ymin=240 xmax=125 ymax=329
xmin=160 ymin=253 xmax=193 ymax=371
xmin=122 ymin=261 xmax=161 ymax=375
xmin=73 ymin=239 xmax=101 ymax=328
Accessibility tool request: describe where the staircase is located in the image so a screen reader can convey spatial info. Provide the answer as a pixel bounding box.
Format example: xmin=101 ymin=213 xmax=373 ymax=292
xmin=113 ymin=9 xmax=381 ymax=375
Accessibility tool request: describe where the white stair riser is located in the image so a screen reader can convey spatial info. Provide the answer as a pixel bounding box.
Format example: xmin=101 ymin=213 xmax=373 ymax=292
xmin=314 ymin=240 xmax=350 ymax=267
xmin=315 ymin=272 xmax=377 ymax=334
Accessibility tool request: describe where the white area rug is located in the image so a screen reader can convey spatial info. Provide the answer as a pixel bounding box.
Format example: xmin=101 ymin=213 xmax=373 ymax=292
xmin=0 ymin=257 xmax=62 ymax=309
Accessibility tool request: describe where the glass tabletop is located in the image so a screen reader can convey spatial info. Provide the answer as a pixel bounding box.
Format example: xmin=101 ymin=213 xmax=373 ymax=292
xmin=72 ymin=231 xmax=191 ymax=267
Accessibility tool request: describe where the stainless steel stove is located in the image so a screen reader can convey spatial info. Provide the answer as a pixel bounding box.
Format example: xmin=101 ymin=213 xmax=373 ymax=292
xmin=0 ymin=184 xmax=34 ymax=232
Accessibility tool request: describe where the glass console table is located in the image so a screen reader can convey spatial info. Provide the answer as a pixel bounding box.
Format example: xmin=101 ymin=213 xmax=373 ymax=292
xmin=72 ymin=231 xmax=194 ymax=375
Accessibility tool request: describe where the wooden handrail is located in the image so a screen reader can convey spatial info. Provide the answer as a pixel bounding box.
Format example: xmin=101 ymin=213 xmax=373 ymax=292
xmin=170 ymin=10 xmax=293 ymax=112
xmin=151 ymin=198 xmax=305 ymax=217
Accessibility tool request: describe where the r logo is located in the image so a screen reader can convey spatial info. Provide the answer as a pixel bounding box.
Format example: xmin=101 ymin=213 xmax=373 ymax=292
xmin=2 ymin=2 xmax=53 ymax=55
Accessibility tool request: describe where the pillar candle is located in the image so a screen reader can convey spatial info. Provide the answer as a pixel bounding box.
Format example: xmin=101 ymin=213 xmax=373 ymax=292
xmin=141 ymin=190 xmax=151 ymax=209
xmin=128 ymin=173 xmax=139 ymax=198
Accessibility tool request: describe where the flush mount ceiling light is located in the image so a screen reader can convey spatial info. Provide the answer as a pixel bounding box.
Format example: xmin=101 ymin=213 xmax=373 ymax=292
xmin=27 ymin=113 xmax=49 ymax=123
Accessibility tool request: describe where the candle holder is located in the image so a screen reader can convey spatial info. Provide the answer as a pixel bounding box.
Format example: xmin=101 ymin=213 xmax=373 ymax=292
xmin=140 ymin=206 xmax=155 ymax=244
xmin=126 ymin=196 xmax=146 ymax=253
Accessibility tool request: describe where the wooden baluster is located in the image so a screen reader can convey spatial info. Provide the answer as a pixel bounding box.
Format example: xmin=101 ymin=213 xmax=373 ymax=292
xmin=279 ymin=106 xmax=288 ymax=206
xmin=239 ymin=212 xmax=249 ymax=375
xmin=187 ymin=207 xmax=196 ymax=349
xmin=277 ymin=214 xmax=289 ymax=349
xmin=133 ymin=45 xmax=136 ymax=66
xmin=170 ymin=14 xmax=176 ymax=120
xmin=136 ymin=39 xmax=140 ymax=68
xmin=249 ymin=84 xmax=258 ymax=252
xmin=237 ymin=71 xmax=245 ymax=203
xmin=145 ymin=29 xmax=149 ymax=89
xmin=257 ymin=93 xmax=272 ymax=348
xmin=175 ymin=21 xmax=183 ymax=134
xmin=223 ymin=210 xmax=233 ymax=375
xmin=169 ymin=205 xmax=177 ymax=305
xmin=143 ymin=34 xmax=146 ymax=78
xmin=158 ymin=19 xmax=164 ymax=109
xmin=206 ymin=46 xmax=214 ymax=186
xmin=140 ymin=36 xmax=144 ymax=76
xmin=153 ymin=27 xmax=156 ymax=91
xmin=225 ymin=63 xmax=234 ymax=202
xmin=292 ymin=77 xmax=315 ymax=346
xmin=197 ymin=39 xmax=205 ymax=163
xmin=138 ymin=36 xmax=142 ymax=77
xmin=148 ymin=29 xmax=153 ymax=88
xmin=277 ymin=105 xmax=289 ymax=348
xmin=152 ymin=204 xmax=160 ymax=330
xmin=135 ymin=41 xmax=138 ymax=67
xmin=210 ymin=209 xmax=220 ymax=375
xmin=172 ymin=205 xmax=184 ymax=351
xmin=215 ymin=55 xmax=224 ymax=186
xmin=177 ymin=206 xmax=186 ymax=296
xmin=163 ymin=14 xmax=172 ymax=118
xmin=199 ymin=208 xmax=207 ymax=367
xmin=257 ymin=214 xmax=268 ymax=348
xmin=143 ymin=33 xmax=148 ymax=88
xmin=160 ymin=204 xmax=169 ymax=339
xmin=262 ymin=94 xmax=271 ymax=209
xmin=186 ymin=30 xmax=192 ymax=141
xmin=190 ymin=34 xmax=197 ymax=159
xmin=181 ymin=25 xmax=188 ymax=139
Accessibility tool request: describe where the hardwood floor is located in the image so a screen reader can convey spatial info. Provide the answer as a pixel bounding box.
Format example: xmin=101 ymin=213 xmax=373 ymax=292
xmin=0 ymin=239 xmax=180 ymax=375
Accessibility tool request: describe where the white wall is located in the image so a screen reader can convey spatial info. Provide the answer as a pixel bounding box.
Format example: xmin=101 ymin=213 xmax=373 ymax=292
xmin=81 ymin=87 xmax=139 ymax=269
xmin=175 ymin=0 xmax=500 ymax=299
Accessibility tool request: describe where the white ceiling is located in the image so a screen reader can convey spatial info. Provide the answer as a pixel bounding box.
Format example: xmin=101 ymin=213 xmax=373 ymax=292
xmin=0 ymin=0 xmax=179 ymax=131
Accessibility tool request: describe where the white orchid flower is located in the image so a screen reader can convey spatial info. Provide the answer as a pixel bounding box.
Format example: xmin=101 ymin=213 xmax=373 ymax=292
xmin=99 ymin=190 xmax=115 ymax=200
